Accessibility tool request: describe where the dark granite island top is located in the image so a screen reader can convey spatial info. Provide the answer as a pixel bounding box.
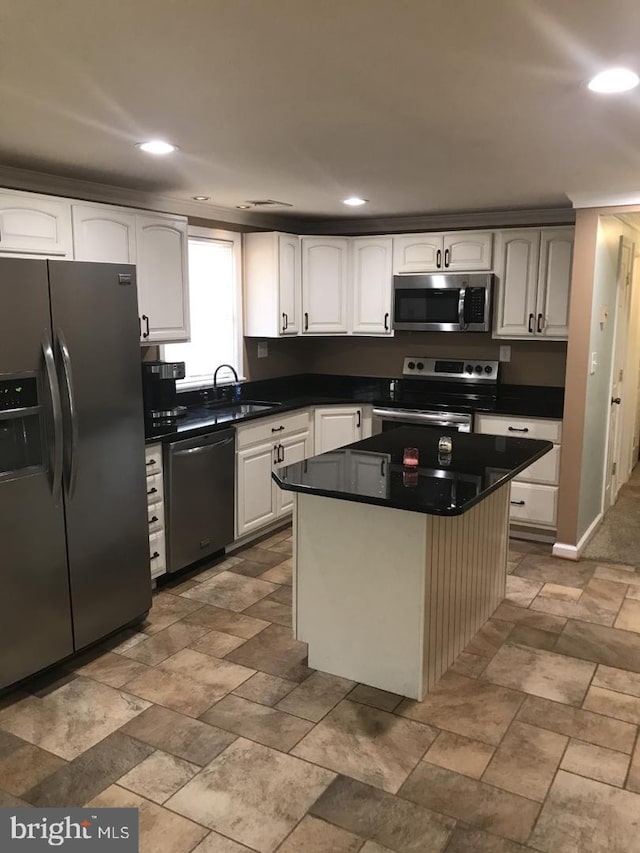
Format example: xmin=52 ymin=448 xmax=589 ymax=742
xmin=273 ymin=425 xmax=552 ymax=516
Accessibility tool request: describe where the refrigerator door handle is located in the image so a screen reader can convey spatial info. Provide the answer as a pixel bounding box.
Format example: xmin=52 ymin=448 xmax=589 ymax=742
xmin=56 ymin=329 xmax=79 ymax=500
xmin=41 ymin=331 xmax=64 ymax=504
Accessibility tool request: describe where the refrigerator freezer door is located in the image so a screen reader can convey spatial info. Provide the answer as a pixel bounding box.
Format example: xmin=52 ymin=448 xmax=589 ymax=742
xmin=48 ymin=260 xmax=151 ymax=649
xmin=0 ymin=258 xmax=73 ymax=689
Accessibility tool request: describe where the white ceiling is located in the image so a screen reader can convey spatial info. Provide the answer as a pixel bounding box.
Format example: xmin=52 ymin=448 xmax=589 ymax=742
xmin=2 ymin=0 xmax=640 ymax=222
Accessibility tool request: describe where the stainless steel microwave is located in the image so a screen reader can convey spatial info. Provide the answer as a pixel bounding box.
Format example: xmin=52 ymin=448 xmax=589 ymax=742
xmin=393 ymin=273 xmax=493 ymax=332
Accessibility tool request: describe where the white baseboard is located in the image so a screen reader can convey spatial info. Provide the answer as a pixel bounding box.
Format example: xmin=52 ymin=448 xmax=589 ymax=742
xmin=552 ymin=512 xmax=603 ymax=561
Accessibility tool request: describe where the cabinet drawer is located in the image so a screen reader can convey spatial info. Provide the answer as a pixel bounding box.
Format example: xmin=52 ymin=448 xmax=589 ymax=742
xmin=146 ymin=472 xmax=164 ymax=506
xmin=518 ymin=444 xmax=561 ymax=485
xmin=145 ymin=444 xmax=163 ymax=477
xmin=149 ymin=530 xmax=166 ymax=578
xmin=148 ymin=501 xmax=164 ymax=534
xmin=509 ymin=482 xmax=558 ymax=526
xmin=237 ymin=410 xmax=310 ymax=449
xmin=475 ymin=414 xmax=561 ymax=444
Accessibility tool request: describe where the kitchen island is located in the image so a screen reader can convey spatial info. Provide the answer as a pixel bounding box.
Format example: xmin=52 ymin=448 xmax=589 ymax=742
xmin=273 ymin=426 xmax=552 ymax=700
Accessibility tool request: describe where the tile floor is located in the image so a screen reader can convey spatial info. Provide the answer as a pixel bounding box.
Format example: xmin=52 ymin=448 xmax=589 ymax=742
xmin=2 ymin=531 xmax=640 ymax=851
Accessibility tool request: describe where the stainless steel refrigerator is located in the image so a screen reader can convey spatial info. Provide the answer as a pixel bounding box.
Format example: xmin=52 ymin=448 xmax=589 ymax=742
xmin=0 ymin=258 xmax=151 ymax=690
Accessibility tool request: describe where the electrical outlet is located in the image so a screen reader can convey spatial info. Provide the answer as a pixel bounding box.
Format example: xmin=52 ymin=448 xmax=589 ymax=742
xmin=257 ymin=341 xmax=269 ymax=359
xmin=499 ymin=345 xmax=511 ymax=362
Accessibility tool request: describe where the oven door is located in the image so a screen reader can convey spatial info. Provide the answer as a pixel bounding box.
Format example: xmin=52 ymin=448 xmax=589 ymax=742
xmin=372 ymin=408 xmax=472 ymax=434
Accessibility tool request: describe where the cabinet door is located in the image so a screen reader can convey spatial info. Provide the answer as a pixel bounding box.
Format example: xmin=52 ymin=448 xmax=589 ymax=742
xmin=236 ymin=440 xmax=278 ymax=537
xmin=348 ymin=451 xmax=390 ymax=498
xmin=536 ymin=228 xmax=573 ymax=340
xmin=0 ymin=192 xmax=72 ymax=257
xmin=275 ymin=429 xmax=312 ymax=516
xmin=278 ymin=234 xmax=300 ymax=335
xmin=443 ymin=231 xmax=492 ymax=271
xmin=301 ymin=238 xmax=349 ymax=333
xmin=392 ymin=233 xmax=443 ymax=273
xmin=136 ymin=215 xmax=190 ymax=343
xmin=314 ymin=406 xmax=362 ymax=454
xmin=72 ymin=204 xmax=136 ymax=263
xmin=493 ymin=229 xmax=540 ymax=338
xmin=351 ymin=237 xmax=393 ymax=335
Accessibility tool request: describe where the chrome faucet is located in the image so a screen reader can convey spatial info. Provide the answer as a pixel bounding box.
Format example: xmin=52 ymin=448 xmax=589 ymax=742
xmin=213 ymin=364 xmax=239 ymax=398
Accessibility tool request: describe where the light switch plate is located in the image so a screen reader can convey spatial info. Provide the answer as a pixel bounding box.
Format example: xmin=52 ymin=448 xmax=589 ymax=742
xmin=499 ymin=345 xmax=511 ymax=362
xmin=257 ymin=341 xmax=269 ymax=358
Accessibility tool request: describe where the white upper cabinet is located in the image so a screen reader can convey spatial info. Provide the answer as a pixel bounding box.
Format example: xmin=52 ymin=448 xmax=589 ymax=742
xmin=393 ymin=231 xmax=492 ymax=273
xmin=136 ymin=214 xmax=189 ymax=344
xmin=72 ymin=204 xmax=136 ymax=263
xmin=244 ymin=232 xmax=300 ymax=336
xmin=493 ymin=226 xmax=573 ymax=340
xmin=0 ymin=190 xmax=72 ymax=257
xmin=301 ymin=237 xmax=349 ymax=334
xmin=351 ymin=237 xmax=393 ymax=335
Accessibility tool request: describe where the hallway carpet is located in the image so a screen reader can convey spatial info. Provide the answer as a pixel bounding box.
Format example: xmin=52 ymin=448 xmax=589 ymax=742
xmin=583 ymin=463 xmax=640 ymax=566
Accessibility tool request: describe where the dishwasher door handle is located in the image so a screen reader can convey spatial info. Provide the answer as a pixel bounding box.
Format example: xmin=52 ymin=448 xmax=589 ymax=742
xmin=173 ymin=436 xmax=235 ymax=456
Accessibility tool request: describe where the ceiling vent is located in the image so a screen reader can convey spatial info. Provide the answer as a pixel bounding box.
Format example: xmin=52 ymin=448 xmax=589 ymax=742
xmin=243 ymin=199 xmax=293 ymax=208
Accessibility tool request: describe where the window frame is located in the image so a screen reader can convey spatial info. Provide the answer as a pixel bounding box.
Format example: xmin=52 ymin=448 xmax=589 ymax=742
xmin=161 ymin=225 xmax=244 ymax=391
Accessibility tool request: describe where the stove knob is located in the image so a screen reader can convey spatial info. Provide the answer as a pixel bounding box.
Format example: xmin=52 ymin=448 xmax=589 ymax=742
xmin=484 ymin=365 xmax=493 ymax=374
xmin=475 ymin=365 xmax=483 ymax=374
xmin=407 ymin=361 xmax=416 ymax=370
xmin=465 ymin=364 xmax=473 ymax=373
xmin=416 ymin=361 xmax=424 ymax=370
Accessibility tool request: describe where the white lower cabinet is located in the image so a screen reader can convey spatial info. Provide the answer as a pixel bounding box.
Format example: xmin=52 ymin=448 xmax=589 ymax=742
xmin=236 ymin=410 xmax=312 ymax=539
xmin=475 ymin=413 xmax=562 ymax=534
xmin=145 ymin=443 xmax=167 ymax=579
xmin=314 ymin=405 xmax=372 ymax=454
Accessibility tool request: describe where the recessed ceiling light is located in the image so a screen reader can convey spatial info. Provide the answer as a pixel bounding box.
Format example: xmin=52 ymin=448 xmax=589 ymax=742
xmin=587 ymin=67 xmax=639 ymax=93
xmin=136 ymin=140 xmax=177 ymax=155
xmin=343 ymin=197 xmax=368 ymax=206
xmin=192 ymin=196 xmax=210 ymax=201
xmin=236 ymin=204 xmax=252 ymax=209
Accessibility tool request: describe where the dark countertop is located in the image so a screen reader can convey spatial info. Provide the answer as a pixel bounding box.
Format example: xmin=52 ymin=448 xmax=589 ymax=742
xmin=272 ymin=426 xmax=552 ymax=517
xmin=144 ymin=374 xmax=565 ymax=445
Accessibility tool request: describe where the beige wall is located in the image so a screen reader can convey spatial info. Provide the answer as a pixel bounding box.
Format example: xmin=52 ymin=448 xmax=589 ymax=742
xmin=243 ymin=336 xmax=312 ymax=380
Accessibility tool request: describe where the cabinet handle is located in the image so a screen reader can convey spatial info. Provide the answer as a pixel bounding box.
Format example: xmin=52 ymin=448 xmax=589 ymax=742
xmin=282 ymin=312 xmax=288 ymax=332
xmin=273 ymin=445 xmax=279 ymax=464
xmin=147 ymin=487 xmax=157 ymax=496
xmin=537 ymin=313 xmax=544 ymax=333
xmin=444 ymin=248 xmax=450 ymax=268
xmin=146 ymin=459 xmax=156 ymax=466
xmin=436 ymin=249 xmax=442 ymax=269
xmin=271 ymin=425 xmax=285 ymax=433
xmin=384 ymin=312 xmax=389 ymax=331
xmin=151 ymin=551 xmax=160 ymax=560
xmin=304 ymin=312 xmax=309 ymax=331
xmin=278 ymin=444 xmax=285 ymax=462
xmin=148 ymin=515 xmax=158 ymax=524
xmin=357 ymin=410 xmax=361 ymax=428
xmin=510 ymin=500 xmax=525 ymax=506
xmin=508 ymin=426 xmax=529 ymax=433
xmin=138 ymin=316 xmax=142 ymax=338
xmin=142 ymin=314 xmax=150 ymax=339
xmin=528 ymin=313 xmax=534 ymax=333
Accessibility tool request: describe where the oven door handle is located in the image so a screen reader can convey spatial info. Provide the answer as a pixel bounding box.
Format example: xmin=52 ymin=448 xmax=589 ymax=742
xmin=372 ymin=408 xmax=472 ymax=429
xmin=458 ymin=287 xmax=467 ymax=331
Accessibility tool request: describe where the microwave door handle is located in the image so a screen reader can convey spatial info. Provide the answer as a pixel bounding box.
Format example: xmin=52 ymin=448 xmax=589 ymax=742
xmin=458 ymin=287 xmax=467 ymax=330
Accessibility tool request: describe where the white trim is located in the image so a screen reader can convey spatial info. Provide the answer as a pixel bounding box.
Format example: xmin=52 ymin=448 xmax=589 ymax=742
xmin=552 ymin=512 xmax=603 ymax=561
xmin=568 ymin=190 xmax=640 ymax=209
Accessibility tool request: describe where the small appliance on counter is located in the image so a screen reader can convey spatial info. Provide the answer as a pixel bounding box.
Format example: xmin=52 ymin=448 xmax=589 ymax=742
xmin=142 ymin=360 xmax=186 ymax=425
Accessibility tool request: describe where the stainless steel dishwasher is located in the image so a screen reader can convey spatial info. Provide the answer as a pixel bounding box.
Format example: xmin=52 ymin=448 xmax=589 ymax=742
xmin=165 ymin=428 xmax=235 ymax=573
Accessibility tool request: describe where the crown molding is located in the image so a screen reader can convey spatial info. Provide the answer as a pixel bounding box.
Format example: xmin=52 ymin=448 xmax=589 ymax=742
xmin=568 ymin=190 xmax=640 ymax=210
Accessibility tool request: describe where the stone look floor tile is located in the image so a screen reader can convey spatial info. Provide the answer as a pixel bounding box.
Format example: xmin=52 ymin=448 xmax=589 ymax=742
xmin=594 ymin=563 xmax=640 ymax=587
xmin=226 ymin=623 xmax=312 ymax=683
xmin=291 ymin=699 xmax=437 ymax=794
xmin=121 ymin=621 xmax=211 ymax=666
xmin=191 ymin=832 xmax=253 ymax=853
xmin=232 ymin=671 xmax=297 ymax=706
xmin=24 ymin=731 xmax=154 ymax=807
xmin=0 ymin=743 xmax=66 ymax=796
xmin=593 ymin=664 xmax=640 ymax=697
xmin=555 ymin=619 xmax=640 ymax=673
xmin=582 ymin=685 xmax=640 ymax=725
xmin=360 ymin=843 xmax=393 ymax=853
xmin=347 ymin=684 xmax=403 ymax=713
xmin=120 ymin=705 xmax=236 ymax=765
xmin=529 ymin=578 xmax=626 ymax=627
xmin=626 ymin=740 xmax=640 ymax=792
xmin=396 ymin=672 xmax=524 ymax=746
xmin=243 ymin=598 xmax=292 ymax=627
xmin=448 ymin=651 xmax=489 ymax=678
xmin=237 ymin=545 xmax=286 ymax=567
xmin=423 ymin=731 xmax=494 ymax=779
xmin=444 ymin=826 xmax=531 ymax=852
xmin=615 ymin=599 xmax=640 ymax=632
xmin=265 ymin=585 xmax=292 ymax=606
xmin=277 ymin=671 xmax=355 ymax=722
xmin=180 ymin=571 xmax=277 ymax=612
xmin=88 ymin=783 xmax=209 ymax=853
xmin=310 ymin=775 xmax=455 ymax=853
xmin=516 ymin=695 xmax=637 ymax=753
xmin=200 ymin=694 xmax=314 ymax=751
xmin=193 ymin=557 xmax=244 ymax=583
xmin=463 ymin=619 xmax=513 ymax=659
xmin=482 ymin=720 xmax=567 ymax=801
xmin=189 ymin=630 xmax=246 ymax=659
xmin=159 ymin=648 xmax=254 ymax=691
xmin=626 ymin=587 xmax=640 ymax=600
xmin=117 ymin=749 xmax=199 ymax=804
xmin=0 ymin=791 xmax=29 ymax=807
xmin=505 ymin=576 xmax=543 ymax=607
xmin=122 ymin=666 xmax=230 ymax=718
xmin=102 ymin=630 xmax=148 ymax=654
xmin=482 ymin=643 xmax=595 ymax=705
xmin=276 ymin=814 xmax=363 ymax=853
xmin=529 ymin=770 xmax=640 ymax=853
xmin=142 ymin=592 xmax=204 ymax=635
xmin=166 ymin=738 xmax=335 ymax=853
xmin=560 ymin=739 xmax=629 ymax=787
xmin=399 ymin=761 xmax=540 ymax=844
xmin=73 ymin=651 xmax=151 ymax=687
xmin=539 ymin=583 xmax=583 ymax=602
xmin=0 ymin=678 xmax=150 ymax=760
xmin=507 ymin=624 xmax=558 ymax=652
xmin=491 ymin=602 xmax=567 ymax=634
xmin=183 ymin=605 xmax=269 ymax=638
xmin=513 ymin=554 xmax=595 ymax=589
xmin=0 ymin=730 xmax=27 ymax=760
xmin=259 ymin=558 xmax=293 ymax=585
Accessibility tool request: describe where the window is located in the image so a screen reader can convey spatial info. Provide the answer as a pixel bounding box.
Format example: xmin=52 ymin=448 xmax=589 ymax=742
xmin=164 ymin=227 xmax=243 ymax=388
